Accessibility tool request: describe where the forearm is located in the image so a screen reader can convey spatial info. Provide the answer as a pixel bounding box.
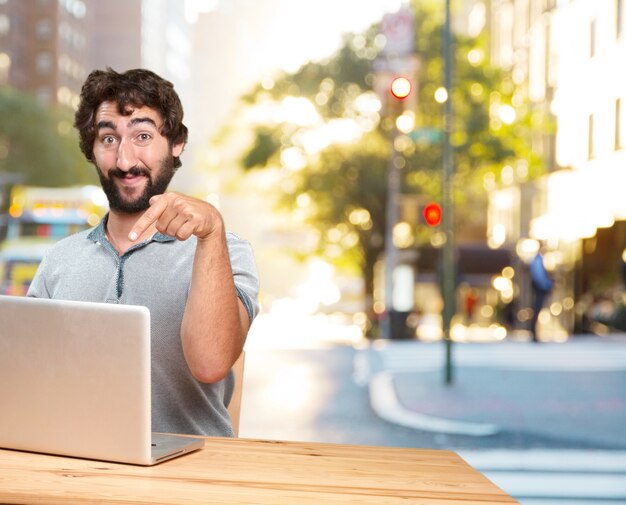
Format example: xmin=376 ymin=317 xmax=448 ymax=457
xmin=128 ymin=192 xmax=252 ymax=383
xmin=181 ymin=226 xmax=249 ymax=384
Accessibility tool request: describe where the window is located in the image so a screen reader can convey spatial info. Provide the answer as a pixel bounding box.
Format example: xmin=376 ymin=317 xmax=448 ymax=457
xmin=35 ymin=52 xmax=52 ymax=74
xmin=588 ymin=113 xmax=595 ymax=159
xmin=544 ymin=22 xmax=551 ymax=95
xmin=0 ymin=14 xmax=9 ymax=36
xmin=0 ymin=52 xmax=10 ymax=84
xmin=617 ymin=99 xmax=623 ymax=150
xmin=36 ymin=19 xmax=52 ymax=40
xmin=544 ymin=0 xmax=557 ymax=12
xmin=590 ymin=19 xmax=596 ymax=58
xmin=61 ymin=0 xmax=86 ymax=19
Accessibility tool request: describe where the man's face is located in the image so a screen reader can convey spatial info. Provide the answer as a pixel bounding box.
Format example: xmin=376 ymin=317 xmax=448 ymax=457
xmin=92 ymin=101 xmax=184 ymax=214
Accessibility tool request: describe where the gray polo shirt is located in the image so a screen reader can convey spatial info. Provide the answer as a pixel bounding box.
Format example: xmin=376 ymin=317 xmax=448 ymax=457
xmin=27 ymin=216 xmax=260 ymax=437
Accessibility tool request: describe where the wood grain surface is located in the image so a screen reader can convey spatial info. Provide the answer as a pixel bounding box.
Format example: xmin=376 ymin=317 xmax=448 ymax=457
xmin=0 ymin=437 xmax=518 ymax=504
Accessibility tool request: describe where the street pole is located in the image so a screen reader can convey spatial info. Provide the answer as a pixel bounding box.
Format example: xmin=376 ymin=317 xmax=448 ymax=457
xmin=377 ymin=6 xmax=416 ymax=340
xmin=442 ymin=0 xmax=456 ymax=384
xmin=383 ymin=128 xmax=401 ymax=340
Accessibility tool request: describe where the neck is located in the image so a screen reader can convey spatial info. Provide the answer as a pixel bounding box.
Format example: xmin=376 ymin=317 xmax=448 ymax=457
xmin=105 ymin=210 xmax=156 ymax=254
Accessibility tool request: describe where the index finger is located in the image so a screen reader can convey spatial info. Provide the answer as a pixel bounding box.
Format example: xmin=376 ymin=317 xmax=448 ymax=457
xmin=128 ymin=195 xmax=168 ymax=241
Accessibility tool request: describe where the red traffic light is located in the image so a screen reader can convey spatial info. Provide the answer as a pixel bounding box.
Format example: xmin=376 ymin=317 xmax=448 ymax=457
xmin=390 ymin=76 xmax=412 ymax=100
xmin=423 ymin=202 xmax=442 ymax=226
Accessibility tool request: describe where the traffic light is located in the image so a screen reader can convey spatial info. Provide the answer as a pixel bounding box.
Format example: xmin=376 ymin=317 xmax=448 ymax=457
xmin=423 ymin=202 xmax=442 ymax=226
xmin=390 ymin=76 xmax=412 ymax=100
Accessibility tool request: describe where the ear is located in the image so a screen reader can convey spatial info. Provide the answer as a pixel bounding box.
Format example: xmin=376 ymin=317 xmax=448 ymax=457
xmin=172 ymin=141 xmax=185 ymax=158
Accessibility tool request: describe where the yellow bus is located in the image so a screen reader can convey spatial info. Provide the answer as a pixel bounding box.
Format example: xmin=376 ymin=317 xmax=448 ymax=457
xmin=0 ymin=185 xmax=108 ymax=295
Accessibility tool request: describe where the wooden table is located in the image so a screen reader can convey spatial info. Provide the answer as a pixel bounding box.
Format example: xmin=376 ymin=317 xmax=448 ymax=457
xmin=0 ymin=437 xmax=518 ymax=504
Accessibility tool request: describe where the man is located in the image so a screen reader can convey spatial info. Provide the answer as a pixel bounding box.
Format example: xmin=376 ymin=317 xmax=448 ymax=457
xmin=529 ymin=248 xmax=552 ymax=342
xmin=27 ymin=68 xmax=260 ymax=437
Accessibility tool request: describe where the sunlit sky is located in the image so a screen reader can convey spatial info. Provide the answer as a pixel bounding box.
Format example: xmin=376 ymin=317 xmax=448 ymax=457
xmin=178 ymin=0 xmax=410 ymax=310
xmin=184 ymin=0 xmax=409 ymax=173
xmin=190 ymin=0 xmax=406 ymax=74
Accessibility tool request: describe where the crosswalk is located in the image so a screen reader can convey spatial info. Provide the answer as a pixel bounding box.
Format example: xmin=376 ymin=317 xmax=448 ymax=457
xmin=357 ymin=338 xmax=626 ymax=504
xmin=367 ymin=338 xmax=626 ymax=372
xmin=459 ymin=450 xmax=626 ymax=505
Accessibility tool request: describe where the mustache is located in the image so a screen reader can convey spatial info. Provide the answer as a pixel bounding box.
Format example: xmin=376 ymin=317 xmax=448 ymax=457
xmin=111 ymin=166 xmax=150 ymax=178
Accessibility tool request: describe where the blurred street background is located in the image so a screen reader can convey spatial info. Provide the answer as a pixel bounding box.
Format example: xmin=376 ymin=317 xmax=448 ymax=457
xmin=241 ymin=317 xmax=626 ymax=504
xmin=1 ymin=0 xmax=626 ymax=503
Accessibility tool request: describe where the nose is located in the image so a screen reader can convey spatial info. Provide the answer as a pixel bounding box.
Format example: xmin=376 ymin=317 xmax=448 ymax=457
xmin=116 ymin=138 xmax=138 ymax=171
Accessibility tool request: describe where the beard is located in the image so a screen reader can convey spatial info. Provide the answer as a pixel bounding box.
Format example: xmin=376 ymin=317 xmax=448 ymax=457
xmin=96 ymin=154 xmax=176 ymax=214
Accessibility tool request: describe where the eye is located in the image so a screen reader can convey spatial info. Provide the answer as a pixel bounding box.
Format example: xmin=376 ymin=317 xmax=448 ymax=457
xmin=102 ymin=135 xmax=116 ymax=145
xmin=137 ymin=132 xmax=152 ymax=143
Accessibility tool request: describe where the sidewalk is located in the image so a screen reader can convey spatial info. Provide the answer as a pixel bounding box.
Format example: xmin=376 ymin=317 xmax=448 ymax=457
xmin=363 ymin=336 xmax=626 ymax=449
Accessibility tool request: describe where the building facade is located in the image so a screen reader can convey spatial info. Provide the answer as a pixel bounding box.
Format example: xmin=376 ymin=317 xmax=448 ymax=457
xmin=0 ymin=0 xmax=91 ymax=108
xmin=0 ymin=0 xmax=191 ymax=109
xmin=488 ymin=0 xmax=626 ymax=336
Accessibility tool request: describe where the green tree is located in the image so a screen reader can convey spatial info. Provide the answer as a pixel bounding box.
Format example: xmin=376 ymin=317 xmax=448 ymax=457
xmin=0 ymin=86 xmax=95 ymax=187
xmin=237 ymin=1 xmax=549 ymax=325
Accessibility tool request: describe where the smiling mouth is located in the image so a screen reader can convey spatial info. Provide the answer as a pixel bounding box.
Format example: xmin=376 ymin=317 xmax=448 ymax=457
xmin=116 ymin=173 xmax=145 ymax=185
xmin=118 ymin=172 xmax=145 ymax=179
xmin=112 ymin=175 xmax=150 ymax=197
xmin=112 ymin=168 xmax=150 ymax=186
xmin=112 ymin=166 xmax=149 ymax=177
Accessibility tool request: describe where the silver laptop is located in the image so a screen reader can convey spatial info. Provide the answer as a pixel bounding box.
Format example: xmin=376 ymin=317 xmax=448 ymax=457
xmin=0 ymin=295 xmax=204 ymax=465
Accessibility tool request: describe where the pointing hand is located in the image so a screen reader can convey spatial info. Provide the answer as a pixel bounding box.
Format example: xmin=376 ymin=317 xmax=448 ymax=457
xmin=129 ymin=192 xmax=222 ymax=242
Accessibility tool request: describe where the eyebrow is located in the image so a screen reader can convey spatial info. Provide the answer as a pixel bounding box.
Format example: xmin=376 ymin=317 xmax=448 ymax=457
xmin=96 ymin=117 xmax=158 ymax=131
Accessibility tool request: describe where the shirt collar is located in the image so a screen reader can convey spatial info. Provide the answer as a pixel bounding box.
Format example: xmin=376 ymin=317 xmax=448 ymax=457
xmin=87 ymin=213 xmax=176 ymax=244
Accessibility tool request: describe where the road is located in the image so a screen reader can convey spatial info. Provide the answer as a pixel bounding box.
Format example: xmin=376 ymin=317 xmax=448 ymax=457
xmin=239 ymin=313 xmax=626 ymax=504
